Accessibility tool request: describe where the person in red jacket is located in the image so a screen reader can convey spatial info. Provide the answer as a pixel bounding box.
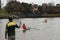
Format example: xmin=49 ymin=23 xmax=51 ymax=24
xmin=22 ymin=24 xmax=26 ymax=30
xmin=22 ymin=23 xmax=27 ymax=33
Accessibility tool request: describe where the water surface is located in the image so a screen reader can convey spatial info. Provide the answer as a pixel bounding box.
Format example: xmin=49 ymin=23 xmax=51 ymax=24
xmin=0 ymin=18 xmax=60 ymax=40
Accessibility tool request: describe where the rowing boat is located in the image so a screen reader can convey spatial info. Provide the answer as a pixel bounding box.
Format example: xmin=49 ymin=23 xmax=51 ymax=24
xmin=15 ymin=27 xmax=40 ymax=31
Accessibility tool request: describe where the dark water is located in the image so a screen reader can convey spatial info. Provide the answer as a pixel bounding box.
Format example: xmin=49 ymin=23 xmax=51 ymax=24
xmin=0 ymin=18 xmax=60 ymax=40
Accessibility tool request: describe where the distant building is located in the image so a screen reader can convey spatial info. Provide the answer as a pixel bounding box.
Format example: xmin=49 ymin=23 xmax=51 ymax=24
xmin=7 ymin=0 xmax=16 ymax=2
xmin=42 ymin=3 xmax=48 ymax=13
xmin=42 ymin=3 xmax=47 ymax=7
xmin=48 ymin=2 xmax=55 ymax=6
xmin=7 ymin=0 xmax=12 ymax=2
xmin=32 ymin=4 xmax=39 ymax=14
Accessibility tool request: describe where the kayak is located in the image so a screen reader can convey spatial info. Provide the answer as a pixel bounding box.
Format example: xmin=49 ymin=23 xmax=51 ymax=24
xmin=15 ymin=27 xmax=40 ymax=31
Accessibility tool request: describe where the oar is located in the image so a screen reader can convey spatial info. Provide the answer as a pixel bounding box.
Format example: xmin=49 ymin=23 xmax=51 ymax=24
xmin=19 ymin=20 xmax=22 ymax=28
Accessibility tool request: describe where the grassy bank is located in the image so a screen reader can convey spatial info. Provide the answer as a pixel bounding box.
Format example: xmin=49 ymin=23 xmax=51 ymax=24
xmin=0 ymin=9 xmax=60 ymax=18
xmin=43 ymin=14 xmax=60 ymax=17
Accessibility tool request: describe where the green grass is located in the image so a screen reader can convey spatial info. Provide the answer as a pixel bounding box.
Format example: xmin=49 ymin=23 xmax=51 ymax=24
xmin=43 ymin=14 xmax=60 ymax=16
xmin=0 ymin=9 xmax=8 ymax=14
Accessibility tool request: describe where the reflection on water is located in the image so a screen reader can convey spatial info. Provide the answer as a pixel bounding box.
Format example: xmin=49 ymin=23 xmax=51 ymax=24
xmin=1 ymin=18 xmax=60 ymax=40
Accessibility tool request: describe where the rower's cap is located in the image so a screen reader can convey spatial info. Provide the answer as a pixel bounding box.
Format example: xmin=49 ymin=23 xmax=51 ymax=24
xmin=8 ymin=16 xmax=13 ymax=20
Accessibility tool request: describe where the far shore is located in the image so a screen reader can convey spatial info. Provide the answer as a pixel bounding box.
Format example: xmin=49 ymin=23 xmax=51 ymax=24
xmin=0 ymin=13 xmax=60 ymax=19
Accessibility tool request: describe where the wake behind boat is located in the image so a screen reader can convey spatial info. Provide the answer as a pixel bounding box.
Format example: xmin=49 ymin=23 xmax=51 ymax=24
xmin=15 ymin=23 xmax=40 ymax=32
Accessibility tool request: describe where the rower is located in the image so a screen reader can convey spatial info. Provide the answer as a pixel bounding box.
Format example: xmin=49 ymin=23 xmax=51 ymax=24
xmin=22 ymin=23 xmax=26 ymax=30
xmin=45 ymin=19 xmax=47 ymax=22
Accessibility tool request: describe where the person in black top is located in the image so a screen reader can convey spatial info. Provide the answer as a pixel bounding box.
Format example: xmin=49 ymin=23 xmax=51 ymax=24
xmin=5 ymin=16 xmax=21 ymax=40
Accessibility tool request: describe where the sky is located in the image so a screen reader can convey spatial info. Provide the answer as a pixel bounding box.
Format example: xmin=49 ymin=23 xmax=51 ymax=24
xmin=1 ymin=0 xmax=60 ymax=8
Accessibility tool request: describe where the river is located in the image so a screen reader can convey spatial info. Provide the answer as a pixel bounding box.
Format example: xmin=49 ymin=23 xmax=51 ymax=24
xmin=0 ymin=18 xmax=60 ymax=40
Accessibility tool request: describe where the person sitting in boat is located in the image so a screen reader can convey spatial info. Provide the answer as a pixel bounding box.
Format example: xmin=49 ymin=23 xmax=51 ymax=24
xmin=43 ymin=19 xmax=47 ymax=23
xmin=45 ymin=19 xmax=47 ymax=22
xmin=22 ymin=23 xmax=26 ymax=30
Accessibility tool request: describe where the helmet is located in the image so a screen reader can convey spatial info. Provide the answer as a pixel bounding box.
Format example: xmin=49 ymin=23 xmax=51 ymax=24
xmin=8 ymin=16 xmax=13 ymax=20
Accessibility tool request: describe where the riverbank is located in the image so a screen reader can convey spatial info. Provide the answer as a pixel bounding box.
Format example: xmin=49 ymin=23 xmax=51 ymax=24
xmin=0 ymin=13 xmax=60 ymax=19
xmin=0 ymin=10 xmax=60 ymax=18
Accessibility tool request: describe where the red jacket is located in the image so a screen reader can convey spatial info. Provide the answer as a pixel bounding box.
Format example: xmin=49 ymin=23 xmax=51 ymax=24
xmin=22 ymin=24 xmax=26 ymax=30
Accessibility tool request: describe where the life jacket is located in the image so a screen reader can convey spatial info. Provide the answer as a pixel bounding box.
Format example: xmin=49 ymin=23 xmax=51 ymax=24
xmin=7 ymin=22 xmax=16 ymax=27
xmin=22 ymin=24 xmax=26 ymax=30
